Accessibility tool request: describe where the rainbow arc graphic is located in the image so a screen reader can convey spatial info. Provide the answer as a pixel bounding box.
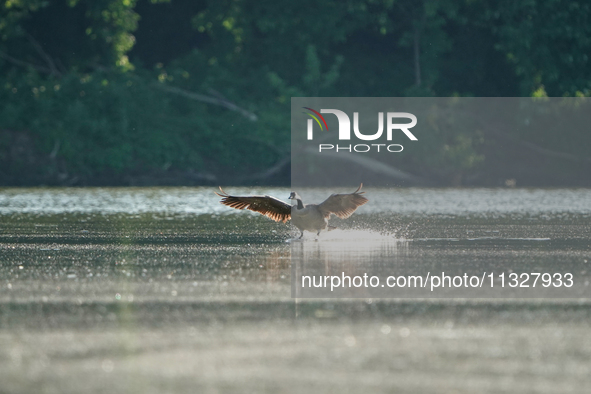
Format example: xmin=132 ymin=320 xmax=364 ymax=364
xmin=302 ymin=107 xmax=329 ymax=131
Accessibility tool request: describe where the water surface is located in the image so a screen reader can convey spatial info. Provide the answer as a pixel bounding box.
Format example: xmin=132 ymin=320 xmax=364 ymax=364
xmin=1 ymin=187 xmax=590 ymax=393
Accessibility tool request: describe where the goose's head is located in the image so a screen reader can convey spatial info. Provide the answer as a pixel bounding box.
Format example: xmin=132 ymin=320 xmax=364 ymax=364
xmin=288 ymin=192 xmax=302 ymax=201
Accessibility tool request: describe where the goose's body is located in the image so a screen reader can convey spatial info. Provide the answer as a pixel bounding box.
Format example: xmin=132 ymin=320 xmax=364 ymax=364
xmin=216 ymin=184 xmax=368 ymax=238
xmin=290 ymin=203 xmax=330 ymax=235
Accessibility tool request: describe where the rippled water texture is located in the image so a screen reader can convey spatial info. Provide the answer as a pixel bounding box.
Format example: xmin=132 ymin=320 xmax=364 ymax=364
xmin=1 ymin=187 xmax=591 ymax=393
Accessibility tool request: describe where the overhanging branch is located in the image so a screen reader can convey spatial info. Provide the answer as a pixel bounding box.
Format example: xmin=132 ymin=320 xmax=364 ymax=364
xmin=153 ymin=83 xmax=258 ymax=121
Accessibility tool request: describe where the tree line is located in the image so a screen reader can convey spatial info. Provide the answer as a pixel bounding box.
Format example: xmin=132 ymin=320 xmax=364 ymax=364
xmin=1 ymin=0 xmax=589 ymax=186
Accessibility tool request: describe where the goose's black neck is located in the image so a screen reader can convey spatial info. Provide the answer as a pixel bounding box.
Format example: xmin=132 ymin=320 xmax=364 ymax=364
xmin=296 ymin=199 xmax=304 ymax=210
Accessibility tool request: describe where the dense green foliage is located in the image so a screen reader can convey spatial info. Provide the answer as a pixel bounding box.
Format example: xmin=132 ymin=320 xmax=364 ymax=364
xmin=0 ymin=0 xmax=590 ymax=185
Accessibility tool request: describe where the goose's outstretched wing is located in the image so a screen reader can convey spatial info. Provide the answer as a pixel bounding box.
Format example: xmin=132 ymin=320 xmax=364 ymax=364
xmin=317 ymin=183 xmax=368 ymax=219
xmin=215 ymin=187 xmax=291 ymax=223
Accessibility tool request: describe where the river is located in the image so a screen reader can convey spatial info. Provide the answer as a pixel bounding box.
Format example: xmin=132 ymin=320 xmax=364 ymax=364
xmin=1 ymin=187 xmax=590 ymax=393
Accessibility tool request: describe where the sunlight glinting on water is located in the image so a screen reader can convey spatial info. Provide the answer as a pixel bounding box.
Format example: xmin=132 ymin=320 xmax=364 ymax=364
xmin=1 ymin=187 xmax=591 ymax=216
xmin=0 ymin=187 xmax=285 ymax=215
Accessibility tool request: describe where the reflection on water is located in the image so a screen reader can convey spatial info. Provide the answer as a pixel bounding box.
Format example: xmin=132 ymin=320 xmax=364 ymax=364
xmin=292 ymin=226 xmax=591 ymax=298
xmin=291 ymin=229 xmax=410 ymax=298
xmin=288 ymin=228 xmax=406 ymax=244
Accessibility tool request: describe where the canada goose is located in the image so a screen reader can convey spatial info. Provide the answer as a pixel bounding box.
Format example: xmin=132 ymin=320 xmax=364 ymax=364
xmin=215 ymin=184 xmax=369 ymax=239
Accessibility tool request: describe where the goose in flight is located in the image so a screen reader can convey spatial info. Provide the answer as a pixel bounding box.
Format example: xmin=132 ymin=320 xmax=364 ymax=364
xmin=215 ymin=184 xmax=368 ymax=238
